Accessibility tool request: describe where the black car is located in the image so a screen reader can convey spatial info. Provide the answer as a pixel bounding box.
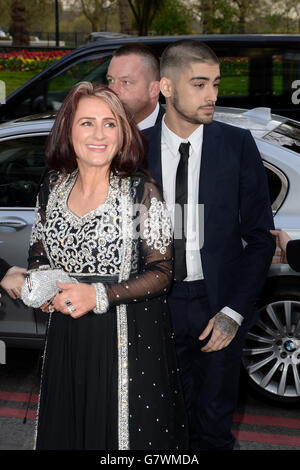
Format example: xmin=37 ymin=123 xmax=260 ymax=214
xmin=1 ymin=34 xmax=300 ymax=122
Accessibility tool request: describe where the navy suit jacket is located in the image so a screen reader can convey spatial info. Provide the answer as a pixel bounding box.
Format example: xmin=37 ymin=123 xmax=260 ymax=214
xmin=143 ymin=120 xmax=276 ymax=327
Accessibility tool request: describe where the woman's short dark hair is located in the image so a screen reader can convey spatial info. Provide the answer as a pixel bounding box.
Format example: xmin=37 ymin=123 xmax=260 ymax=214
xmin=45 ymin=81 xmax=147 ymax=177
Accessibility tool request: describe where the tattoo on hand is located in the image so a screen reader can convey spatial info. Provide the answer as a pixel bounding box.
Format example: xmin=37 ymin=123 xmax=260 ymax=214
xmin=214 ymin=312 xmax=239 ymax=338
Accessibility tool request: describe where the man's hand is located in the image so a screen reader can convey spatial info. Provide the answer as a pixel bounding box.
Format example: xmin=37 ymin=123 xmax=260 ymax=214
xmin=0 ymin=266 xmax=26 ymax=299
xmin=270 ymin=229 xmax=291 ymax=264
xmin=199 ymin=312 xmax=239 ymax=352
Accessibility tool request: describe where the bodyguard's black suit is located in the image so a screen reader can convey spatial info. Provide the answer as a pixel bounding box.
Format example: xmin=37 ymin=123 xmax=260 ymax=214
xmin=143 ymin=120 xmax=276 ymax=450
xmin=155 ymin=103 xmax=165 ymax=125
xmin=286 ymin=240 xmax=300 ymax=272
xmin=0 ymin=258 xmax=10 ymax=282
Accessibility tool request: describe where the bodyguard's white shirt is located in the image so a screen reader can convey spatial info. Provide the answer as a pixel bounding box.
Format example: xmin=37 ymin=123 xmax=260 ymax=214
xmin=161 ymin=116 xmax=243 ymax=325
xmin=138 ymin=102 xmax=160 ymax=130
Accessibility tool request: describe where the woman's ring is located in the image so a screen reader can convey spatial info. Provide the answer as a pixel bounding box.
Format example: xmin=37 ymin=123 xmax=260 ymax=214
xmin=65 ymin=299 xmax=72 ymax=306
xmin=67 ymin=304 xmax=76 ymax=314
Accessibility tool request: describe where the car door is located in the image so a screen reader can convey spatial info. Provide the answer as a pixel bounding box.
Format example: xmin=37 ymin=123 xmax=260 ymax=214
xmin=0 ymin=132 xmax=48 ymax=346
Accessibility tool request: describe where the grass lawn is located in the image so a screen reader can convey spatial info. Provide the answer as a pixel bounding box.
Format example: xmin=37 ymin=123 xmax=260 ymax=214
xmin=0 ymin=71 xmax=37 ymax=96
xmin=219 ymin=76 xmax=249 ymax=96
xmin=0 ymin=69 xmax=284 ymax=103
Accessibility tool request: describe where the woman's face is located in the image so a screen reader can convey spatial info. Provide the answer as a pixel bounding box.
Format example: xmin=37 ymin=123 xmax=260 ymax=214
xmin=72 ymin=96 xmax=120 ymax=172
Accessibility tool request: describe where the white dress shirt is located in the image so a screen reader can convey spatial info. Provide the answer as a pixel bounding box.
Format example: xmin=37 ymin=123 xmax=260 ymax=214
xmin=161 ymin=116 xmax=243 ymax=326
xmin=138 ymin=102 xmax=160 ymax=130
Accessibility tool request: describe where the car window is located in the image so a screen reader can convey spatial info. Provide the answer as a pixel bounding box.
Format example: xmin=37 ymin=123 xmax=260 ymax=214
xmin=46 ymin=55 xmax=112 ymax=112
xmin=219 ymin=56 xmax=249 ymax=97
xmin=7 ymin=54 xmax=112 ymax=119
xmin=263 ymin=162 xmax=288 ymax=214
xmin=0 ymin=135 xmax=47 ymax=207
xmin=263 ymin=120 xmax=300 ymax=155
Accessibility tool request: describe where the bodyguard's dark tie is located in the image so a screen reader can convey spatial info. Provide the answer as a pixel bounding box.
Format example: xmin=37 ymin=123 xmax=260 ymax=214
xmin=174 ymin=142 xmax=190 ymax=281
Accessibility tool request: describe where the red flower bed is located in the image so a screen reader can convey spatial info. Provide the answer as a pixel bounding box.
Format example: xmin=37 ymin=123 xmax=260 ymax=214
xmin=0 ymin=49 xmax=71 ymax=72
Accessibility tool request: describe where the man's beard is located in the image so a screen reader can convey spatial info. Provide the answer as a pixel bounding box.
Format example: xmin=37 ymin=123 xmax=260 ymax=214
xmin=172 ymin=87 xmax=215 ymax=125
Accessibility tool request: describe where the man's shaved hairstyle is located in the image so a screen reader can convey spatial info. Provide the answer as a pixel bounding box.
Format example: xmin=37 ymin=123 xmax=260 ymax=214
xmin=160 ymin=39 xmax=219 ymax=79
xmin=112 ymin=43 xmax=160 ymax=81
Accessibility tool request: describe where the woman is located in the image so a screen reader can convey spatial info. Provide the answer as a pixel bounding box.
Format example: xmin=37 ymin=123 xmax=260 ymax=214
xmin=270 ymin=229 xmax=300 ymax=272
xmin=29 ymin=82 xmax=187 ymax=450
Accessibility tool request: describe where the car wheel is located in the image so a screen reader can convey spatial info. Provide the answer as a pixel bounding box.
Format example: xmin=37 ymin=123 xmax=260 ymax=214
xmin=242 ymin=283 xmax=300 ymax=403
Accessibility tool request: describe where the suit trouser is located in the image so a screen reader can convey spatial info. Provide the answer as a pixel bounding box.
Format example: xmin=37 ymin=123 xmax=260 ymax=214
xmin=167 ymin=279 xmax=246 ymax=451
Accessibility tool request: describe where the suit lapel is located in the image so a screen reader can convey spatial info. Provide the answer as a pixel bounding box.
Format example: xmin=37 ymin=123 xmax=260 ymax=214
xmin=199 ymin=122 xmax=223 ymax=225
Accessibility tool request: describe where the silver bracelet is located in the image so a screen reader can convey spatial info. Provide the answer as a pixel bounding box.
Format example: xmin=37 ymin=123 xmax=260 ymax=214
xmin=92 ymin=282 xmax=109 ymax=314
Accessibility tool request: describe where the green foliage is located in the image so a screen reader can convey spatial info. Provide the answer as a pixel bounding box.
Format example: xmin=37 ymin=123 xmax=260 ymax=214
xmin=71 ymin=15 xmax=92 ymax=33
xmin=25 ymin=0 xmax=56 ymax=32
xmin=209 ymin=0 xmax=240 ymax=33
xmin=190 ymin=0 xmax=300 ymax=34
xmin=151 ymin=0 xmax=193 ymax=35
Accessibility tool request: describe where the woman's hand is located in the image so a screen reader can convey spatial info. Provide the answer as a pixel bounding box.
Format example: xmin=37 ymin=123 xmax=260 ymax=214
xmin=51 ymin=282 xmax=97 ymax=318
xmin=270 ymin=229 xmax=291 ymax=264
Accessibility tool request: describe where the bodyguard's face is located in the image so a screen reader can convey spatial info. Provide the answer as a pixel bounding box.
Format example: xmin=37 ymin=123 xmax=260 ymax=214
xmin=163 ymin=62 xmax=220 ymax=125
xmin=106 ymin=54 xmax=154 ymax=123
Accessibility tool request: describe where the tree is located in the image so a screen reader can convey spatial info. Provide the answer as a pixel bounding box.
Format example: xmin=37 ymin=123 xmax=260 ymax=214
xmin=118 ymin=0 xmax=131 ymax=33
xmin=232 ymin=0 xmax=254 ymax=33
xmin=188 ymin=0 xmax=268 ymax=34
xmin=127 ymin=0 xmax=165 ymax=35
xmin=151 ymin=0 xmax=193 ymax=35
xmin=26 ymin=0 xmax=57 ymax=33
xmin=78 ymin=0 xmax=117 ymax=31
xmin=0 ymin=0 xmax=10 ymax=27
xmin=9 ymin=0 xmax=30 ymax=46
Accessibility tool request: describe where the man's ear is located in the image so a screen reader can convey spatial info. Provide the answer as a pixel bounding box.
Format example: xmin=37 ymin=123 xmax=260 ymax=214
xmin=160 ymin=77 xmax=173 ymax=98
xmin=149 ymin=80 xmax=161 ymax=99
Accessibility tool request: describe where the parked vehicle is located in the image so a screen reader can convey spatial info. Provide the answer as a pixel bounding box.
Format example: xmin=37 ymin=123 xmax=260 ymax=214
xmin=0 ymin=106 xmax=300 ymax=404
xmin=0 ymin=35 xmax=300 ymax=122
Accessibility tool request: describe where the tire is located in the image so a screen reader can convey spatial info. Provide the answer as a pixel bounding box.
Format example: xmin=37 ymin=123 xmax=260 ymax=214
xmin=242 ymin=277 xmax=300 ymax=404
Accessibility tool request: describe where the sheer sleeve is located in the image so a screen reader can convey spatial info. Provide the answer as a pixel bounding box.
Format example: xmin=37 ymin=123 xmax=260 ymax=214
xmin=27 ymin=171 xmax=59 ymax=270
xmin=98 ymin=178 xmax=173 ymax=312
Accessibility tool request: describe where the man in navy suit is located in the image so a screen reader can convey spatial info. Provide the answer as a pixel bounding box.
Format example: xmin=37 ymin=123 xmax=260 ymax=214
xmin=143 ymin=39 xmax=275 ymax=450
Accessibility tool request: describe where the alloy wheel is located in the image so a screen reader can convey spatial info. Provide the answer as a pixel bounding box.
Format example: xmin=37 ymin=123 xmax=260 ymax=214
xmin=242 ymin=300 xmax=300 ymax=400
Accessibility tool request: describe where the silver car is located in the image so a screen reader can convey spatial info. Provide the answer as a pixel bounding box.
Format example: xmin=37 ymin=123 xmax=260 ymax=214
xmin=0 ymin=107 xmax=300 ymax=404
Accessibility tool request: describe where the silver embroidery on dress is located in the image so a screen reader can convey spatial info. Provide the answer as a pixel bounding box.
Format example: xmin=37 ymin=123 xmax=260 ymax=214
xmin=116 ymin=177 xmax=132 ymax=450
xmin=143 ymin=197 xmax=172 ymax=255
xmin=31 ymin=171 xmax=138 ymax=276
xmin=30 ymin=199 xmax=44 ymax=246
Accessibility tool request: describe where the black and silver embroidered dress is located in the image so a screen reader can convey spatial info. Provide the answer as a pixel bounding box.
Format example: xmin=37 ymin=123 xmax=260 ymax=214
xmin=29 ymin=170 xmax=188 ymax=450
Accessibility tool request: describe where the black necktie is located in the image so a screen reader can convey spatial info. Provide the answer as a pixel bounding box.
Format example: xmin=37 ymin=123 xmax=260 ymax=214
xmin=174 ymin=142 xmax=190 ymax=281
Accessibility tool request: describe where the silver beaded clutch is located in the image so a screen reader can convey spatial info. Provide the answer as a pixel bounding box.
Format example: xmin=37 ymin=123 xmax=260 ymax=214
xmin=21 ymin=266 xmax=77 ymax=308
